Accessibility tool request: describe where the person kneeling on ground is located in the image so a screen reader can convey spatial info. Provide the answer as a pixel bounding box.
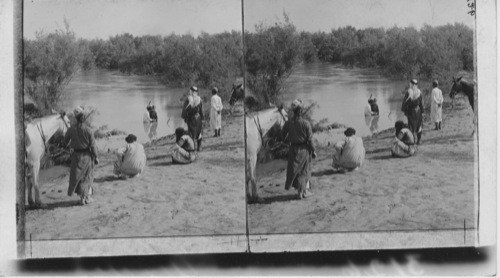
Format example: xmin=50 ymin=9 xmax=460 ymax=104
xmin=391 ymin=120 xmax=416 ymax=158
xmin=332 ymin=127 xmax=365 ymax=172
xmin=114 ymin=134 xmax=146 ymax=178
xmin=172 ymin=127 xmax=196 ymax=164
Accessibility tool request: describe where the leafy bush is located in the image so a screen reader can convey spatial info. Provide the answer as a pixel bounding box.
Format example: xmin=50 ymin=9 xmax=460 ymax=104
xmin=24 ymin=23 xmax=80 ymax=114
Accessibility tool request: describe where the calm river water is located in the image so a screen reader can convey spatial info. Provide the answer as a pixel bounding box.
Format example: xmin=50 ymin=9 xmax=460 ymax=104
xmin=283 ymin=63 xmax=408 ymax=137
xmin=64 ymin=64 xmax=408 ymax=143
xmin=63 ymin=70 xmax=187 ymax=143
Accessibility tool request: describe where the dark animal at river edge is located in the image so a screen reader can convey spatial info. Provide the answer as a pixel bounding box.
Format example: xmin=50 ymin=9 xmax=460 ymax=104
xmin=449 ymin=76 xmax=475 ymax=111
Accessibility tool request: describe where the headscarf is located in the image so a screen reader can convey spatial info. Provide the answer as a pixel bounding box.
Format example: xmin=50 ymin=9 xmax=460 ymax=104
xmin=212 ymin=87 xmax=218 ymax=95
xmin=73 ymin=106 xmax=85 ymax=123
xmin=408 ymin=79 xmax=421 ymax=100
xmin=188 ymin=86 xmax=201 ymax=107
xmin=432 ymin=80 xmax=439 ymax=87
xmin=175 ymin=127 xmax=187 ymax=143
xmin=291 ymin=99 xmax=303 ymax=117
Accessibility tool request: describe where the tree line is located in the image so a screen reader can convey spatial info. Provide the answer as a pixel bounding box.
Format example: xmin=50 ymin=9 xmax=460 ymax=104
xmin=24 ymin=18 xmax=473 ymax=114
xmin=244 ymin=17 xmax=473 ymax=105
xmin=24 ymin=27 xmax=244 ymax=114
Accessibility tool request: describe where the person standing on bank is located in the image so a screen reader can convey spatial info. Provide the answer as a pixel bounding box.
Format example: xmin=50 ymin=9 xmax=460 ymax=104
xmin=402 ymin=79 xmax=424 ymax=145
xmin=210 ymin=87 xmax=223 ymax=137
xmin=64 ymin=106 xmax=99 ymax=205
xmin=430 ymin=79 xmax=444 ymax=130
xmin=182 ymin=86 xmax=203 ymax=151
xmin=282 ymin=99 xmax=317 ymax=199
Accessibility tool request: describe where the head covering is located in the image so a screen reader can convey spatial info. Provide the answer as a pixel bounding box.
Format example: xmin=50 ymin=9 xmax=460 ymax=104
xmin=395 ymin=120 xmax=405 ymax=133
xmin=432 ymin=80 xmax=439 ymax=87
xmin=368 ymin=99 xmax=373 ymax=104
xmin=125 ymin=134 xmax=137 ymax=143
xmin=372 ymin=98 xmax=377 ymax=103
xmin=212 ymin=87 xmax=218 ymax=95
xmin=175 ymin=127 xmax=186 ymax=142
xmin=73 ymin=106 xmax=85 ymax=122
xmin=410 ymin=79 xmax=418 ymax=85
xmin=291 ymin=99 xmax=303 ymax=109
xmin=344 ymin=127 xmax=356 ymax=137
xmin=190 ymin=86 xmax=198 ymax=93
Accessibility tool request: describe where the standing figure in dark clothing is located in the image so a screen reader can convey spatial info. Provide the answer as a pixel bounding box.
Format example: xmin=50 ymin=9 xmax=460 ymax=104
xmin=64 ymin=106 xmax=99 ymax=205
xmin=370 ymin=98 xmax=379 ymax=116
xmin=282 ymin=99 xmax=317 ymax=199
xmin=402 ymin=79 xmax=424 ymax=145
xmin=181 ymin=86 xmax=203 ymax=151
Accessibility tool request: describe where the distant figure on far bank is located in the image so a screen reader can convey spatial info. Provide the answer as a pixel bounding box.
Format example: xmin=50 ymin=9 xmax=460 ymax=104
xmin=172 ymin=127 xmax=197 ymax=164
xmin=146 ymin=101 xmax=158 ymax=122
xmin=210 ymin=87 xmax=223 ymax=137
xmin=402 ymin=79 xmax=424 ymax=145
xmin=331 ymin=127 xmax=365 ymax=173
xmin=430 ymin=79 xmax=444 ymax=130
xmin=182 ymin=86 xmax=203 ymax=151
xmin=113 ymin=134 xmax=146 ymax=179
xmin=64 ymin=106 xmax=98 ymax=205
xmin=391 ymin=120 xmax=416 ymax=158
xmin=364 ymin=94 xmax=379 ymax=116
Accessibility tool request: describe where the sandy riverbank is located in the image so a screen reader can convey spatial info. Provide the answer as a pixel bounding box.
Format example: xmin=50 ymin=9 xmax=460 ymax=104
xmin=248 ymin=101 xmax=477 ymax=234
xmin=25 ymin=107 xmax=246 ymax=240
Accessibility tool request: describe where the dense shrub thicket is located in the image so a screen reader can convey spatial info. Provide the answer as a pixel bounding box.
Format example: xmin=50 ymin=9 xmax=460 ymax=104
xmin=24 ymin=18 xmax=473 ymax=117
xmin=244 ymin=19 xmax=473 ymax=104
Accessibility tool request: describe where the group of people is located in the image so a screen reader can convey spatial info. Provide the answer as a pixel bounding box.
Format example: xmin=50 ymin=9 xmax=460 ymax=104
xmin=282 ymin=78 xmax=445 ymax=199
xmin=171 ymin=86 xmax=223 ymax=164
xmin=63 ymin=85 xmax=225 ymax=205
xmin=391 ymin=79 xmax=443 ymax=157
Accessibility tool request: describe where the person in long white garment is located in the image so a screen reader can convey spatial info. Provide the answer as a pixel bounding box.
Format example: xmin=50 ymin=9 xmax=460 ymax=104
xmin=430 ymin=79 xmax=444 ymax=130
xmin=210 ymin=87 xmax=223 ymax=137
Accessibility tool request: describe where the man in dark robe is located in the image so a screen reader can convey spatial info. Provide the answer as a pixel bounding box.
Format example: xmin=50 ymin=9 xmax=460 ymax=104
xmin=402 ymin=79 xmax=424 ymax=144
xmin=282 ymin=99 xmax=317 ymax=199
xmin=181 ymin=86 xmax=203 ymax=151
xmin=64 ymin=106 xmax=99 ymax=205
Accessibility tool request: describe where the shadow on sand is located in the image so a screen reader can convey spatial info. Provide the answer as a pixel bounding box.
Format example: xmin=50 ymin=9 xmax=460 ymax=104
xmin=28 ymin=200 xmax=81 ymax=211
xmin=259 ymin=194 xmax=300 ymax=204
xmin=312 ymin=169 xmax=337 ymax=177
xmin=148 ymin=161 xmax=174 ymax=167
xmin=94 ymin=175 xmax=122 ymax=183
xmin=370 ymin=154 xmax=394 ymax=160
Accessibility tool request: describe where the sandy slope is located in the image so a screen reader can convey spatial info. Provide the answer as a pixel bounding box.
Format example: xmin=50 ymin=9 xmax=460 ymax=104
xmin=248 ymin=101 xmax=477 ymax=234
xmin=25 ymin=112 xmax=246 ymax=240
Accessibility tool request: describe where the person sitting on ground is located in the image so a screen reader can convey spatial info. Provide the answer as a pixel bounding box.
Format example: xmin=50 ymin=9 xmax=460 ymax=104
xmin=331 ymin=127 xmax=365 ymax=172
xmin=391 ymin=120 xmax=417 ymax=158
xmin=114 ymin=134 xmax=147 ymax=179
xmin=172 ymin=127 xmax=196 ymax=164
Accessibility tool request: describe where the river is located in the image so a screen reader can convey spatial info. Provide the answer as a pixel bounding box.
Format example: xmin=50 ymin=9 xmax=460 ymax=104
xmin=283 ymin=62 xmax=408 ymax=137
xmin=63 ymin=70 xmax=187 ymax=143
xmin=63 ymin=64 xmax=408 ymax=143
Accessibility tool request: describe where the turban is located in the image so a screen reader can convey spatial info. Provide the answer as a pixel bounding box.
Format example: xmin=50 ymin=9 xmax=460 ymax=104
xmin=291 ymin=99 xmax=303 ymax=109
xmin=410 ymin=79 xmax=418 ymax=85
xmin=190 ymin=86 xmax=198 ymax=92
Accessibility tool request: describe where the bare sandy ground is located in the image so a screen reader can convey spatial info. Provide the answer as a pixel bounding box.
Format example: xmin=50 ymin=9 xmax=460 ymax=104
xmin=248 ymin=101 xmax=477 ymax=234
xmin=25 ymin=112 xmax=246 ymax=240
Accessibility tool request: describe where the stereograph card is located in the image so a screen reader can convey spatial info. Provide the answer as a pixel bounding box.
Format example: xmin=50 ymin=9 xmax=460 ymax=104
xmin=0 ymin=0 xmax=496 ymax=264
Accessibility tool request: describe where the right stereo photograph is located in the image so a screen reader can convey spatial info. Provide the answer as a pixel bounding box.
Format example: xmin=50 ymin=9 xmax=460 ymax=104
xmin=243 ymin=0 xmax=478 ymax=251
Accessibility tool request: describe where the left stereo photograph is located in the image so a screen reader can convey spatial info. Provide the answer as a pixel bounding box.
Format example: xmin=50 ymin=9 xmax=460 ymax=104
xmin=18 ymin=0 xmax=247 ymax=258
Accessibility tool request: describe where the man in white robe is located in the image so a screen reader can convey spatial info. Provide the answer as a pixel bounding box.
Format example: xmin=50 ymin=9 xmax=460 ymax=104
xmin=210 ymin=87 xmax=223 ymax=137
xmin=430 ymin=80 xmax=444 ymax=130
